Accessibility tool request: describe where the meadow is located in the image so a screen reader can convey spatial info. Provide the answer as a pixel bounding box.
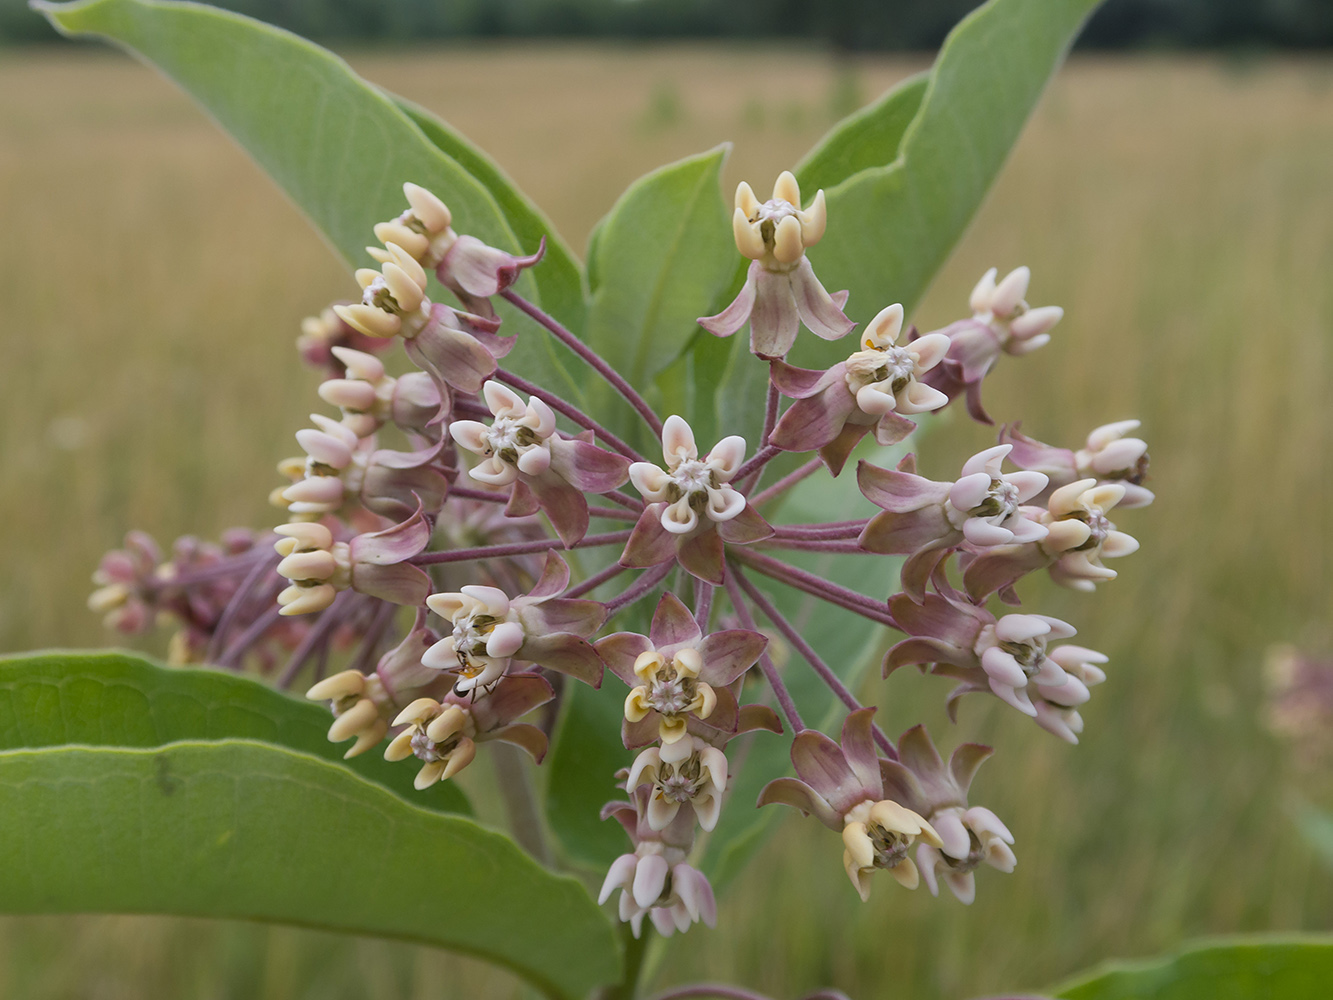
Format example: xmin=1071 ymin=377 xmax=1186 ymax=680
xmin=1 ymin=40 xmax=1332 ymax=1000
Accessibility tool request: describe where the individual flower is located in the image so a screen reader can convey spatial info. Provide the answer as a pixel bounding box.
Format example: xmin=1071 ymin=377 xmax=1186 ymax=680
xmin=597 ymin=592 xmax=766 ymax=747
xmin=316 ymin=346 xmax=445 ymax=441
xmin=600 ymin=787 xmax=718 ymax=938
xmin=962 ymin=478 xmax=1139 ymax=601
xmin=274 ymin=504 xmax=433 ymax=616
xmin=334 ymin=242 xmax=433 ymax=341
xmin=769 ymin=303 xmax=951 ymax=474
xmin=296 ymin=305 xmax=393 ymax=374
xmin=422 ymin=552 xmax=607 ymax=694
xmin=626 ymin=734 xmax=728 ymax=831
xmin=306 ymin=668 xmax=393 ymax=758
xmin=623 ymin=415 xmax=772 ymax=583
xmin=450 ymin=381 xmax=629 ymax=545
xmin=368 ymin=182 xmax=544 ymax=317
xmin=1001 ymin=420 xmax=1154 ymax=509
xmin=857 ymin=446 xmax=1048 ymax=600
xmin=87 ymin=530 xmax=163 ymax=633
xmin=875 ymin=727 xmax=1014 ymax=905
xmin=916 ymin=266 xmax=1063 ymax=422
xmin=757 ymin=709 xmax=942 ymax=899
xmin=885 ymin=589 xmax=1103 ymax=739
xmin=384 ymin=673 xmax=555 ymax=789
xmin=698 ymin=171 xmax=853 ymax=359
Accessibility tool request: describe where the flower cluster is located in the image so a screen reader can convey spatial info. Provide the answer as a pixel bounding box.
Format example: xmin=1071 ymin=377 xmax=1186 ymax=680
xmin=90 ymin=173 xmax=1152 ymax=938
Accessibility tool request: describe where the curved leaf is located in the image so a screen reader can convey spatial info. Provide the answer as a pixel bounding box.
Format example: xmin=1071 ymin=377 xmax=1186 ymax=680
xmin=1052 ymin=936 xmax=1333 ymax=1000
xmin=0 ymin=740 xmax=620 ymax=1000
xmin=0 ymin=649 xmax=468 ymax=813
xmin=795 ymin=71 xmax=929 ymax=193
xmin=34 ymin=0 xmax=583 ymax=402
xmin=800 ymin=0 xmax=1100 ymax=369
xmin=585 ymin=145 xmax=735 ymax=446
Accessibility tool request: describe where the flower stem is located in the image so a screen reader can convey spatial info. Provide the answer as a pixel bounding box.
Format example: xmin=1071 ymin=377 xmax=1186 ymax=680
xmin=564 ymin=560 xmax=630 ymax=599
xmin=501 ymin=289 xmax=664 ymax=437
xmin=723 ymin=569 xmax=804 ymax=731
xmin=732 ymin=550 xmax=896 ymax=628
xmin=276 ymin=590 xmax=356 ymax=689
xmin=494 ymin=367 xmax=645 ymax=462
xmin=589 ymin=505 xmax=640 ymax=522
xmin=448 ymin=485 xmax=508 ymax=504
xmin=750 ymin=457 xmax=822 ymax=508
xmin=603 ymin=562 xmax=672 ymax=617
xmin=411 ymin=530 xmax=631 ymax=565
xmin=732 ymin=565 xmax=897 ymax=759
xmin=216 ymin=604 xmax=283 ymax=668
xmin=693 ymin=579 xmax=714 ymax=631
xmin=733 ymin=444 xmax=782 ymax=486
xmin=759 ymin=539 xmax=868 ymax=555
xmin=205 ymin=550 xmax=280 ymax=663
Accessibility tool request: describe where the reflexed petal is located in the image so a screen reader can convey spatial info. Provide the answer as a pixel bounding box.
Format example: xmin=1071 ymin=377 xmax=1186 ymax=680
xmin=697 ymin=628 xmax=766 ymax=685
xmin=632 ymin=854 xmax=669 ymax=908
xmin=750 ymin=268 xmax=800 ymax=360
xmin=595 ymin=631 xmax=655 ymax=686
xmin=988 ymin=678 xmax=1037 ymax=717
xmin=791 ymin=257 xmax=855 ymax=341
xmin=599 ymin=854 xmax=638 ymax=905
xmin=675 ymin=528 xmax=725 ymax=584
xmin=646 ymin=793 xmax=680 ymax=831
xmin=698 ymin=262 xmax=759 ymax=338
xmin=840 ymin=708 xmax=882 ymax=799
xmin=620 ymin=505 xmax=678 ymax=568
xmin=792 ymin=730 xmax=864 ymax=814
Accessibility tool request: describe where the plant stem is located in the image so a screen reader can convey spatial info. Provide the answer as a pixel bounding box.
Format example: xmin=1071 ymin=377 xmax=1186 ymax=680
xmin=750 ymin=457 xmax=823 ymax=508
xmin=772 ymin=521 xmax=868 ymax=538
xmin=733 ymin=444 xmax=782 ymax=486
xmin=502 ymin=289 xmax=664 ymax=437
xmin=693 ymin=579 xmax=714 ymax=631
xmin=759 ymin=539 xmax=868 ymax=554
xmin=732 ymin=550 xmax=896 ymax=628
xmin=448 ymin=485 xmax=508 ymax=504
xmin=723 ymin=569 xmax=804 ymax=732
xmin=412 ymin=530 xmax=631 ymax=565
xmin=205 ymin=551 xmax=279 ymax=663
xmin=732 ymin=565 xmax=897 ymax=759
xmin=564 ymin=560 xmax=630 ymax=598
xmin=490 ymin=741 xmax=553 ymax=866
xmin=597 ymin=925 xmax=653 ymax=1000
xmin=603 ymin=562 xmax=672 ymax=617
xmin=589 ymin=505 xmax=640 ymax=522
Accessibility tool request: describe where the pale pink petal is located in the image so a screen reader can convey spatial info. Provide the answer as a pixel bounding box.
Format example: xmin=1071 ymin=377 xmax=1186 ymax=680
xmin=791 ymin=257 xmax=855 ymax=341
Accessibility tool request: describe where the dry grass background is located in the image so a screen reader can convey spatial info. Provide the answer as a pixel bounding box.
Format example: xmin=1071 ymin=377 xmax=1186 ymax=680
xmin=1 ymin=41 xmax=1332 ymax=1000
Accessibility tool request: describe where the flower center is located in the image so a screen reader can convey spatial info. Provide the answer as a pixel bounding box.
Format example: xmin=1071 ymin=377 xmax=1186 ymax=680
xmin=866 ymin=821 xmax=912 ymax=870
xmin=483 ymin=417 xmax=542 ymax=465
xmin=969 ymin=478 xmax=1021 ymax=520
xmin=1067 ymin=509 xmax=1111 ymax=551
xmin=648 ymin=666 xmax=700 ymax=716
xmin=409 ymin=728 xmax=461 ymax=763
xmin=656 ymin=753 xmax=705 ymax=803
xmin=940 ymin=830 xmax=985 ymax=874
xmin=999 ymin=635 xmax=1049 ymax=678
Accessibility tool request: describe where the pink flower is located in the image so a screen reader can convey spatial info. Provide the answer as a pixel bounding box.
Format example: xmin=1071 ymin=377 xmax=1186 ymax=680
xmin=450 ymin=381 xmax=629 ymax=546
xmin=1001 ymin=420 xmax=1154 ymax=509
xmin=422 ymin=552 xmax=606 ymax=694
xmin=698 ymin=172 xmax=853 ymax=359
xmin=856 ymin=445 xmax=1048 ymax=600
xmin=757 ymin=709 xmax=943 ymax=899
xmin=769 ymin=303 xmax=951 ymax=474
xmin=596 ymin=592 xmax=767 ymax=748
xmin=622 ymin=415 xmax=772 ymax=583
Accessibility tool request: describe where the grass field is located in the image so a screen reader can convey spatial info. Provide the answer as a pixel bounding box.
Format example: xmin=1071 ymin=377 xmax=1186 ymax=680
xmin=2 ymin=40 xmax=1332 ymax=1000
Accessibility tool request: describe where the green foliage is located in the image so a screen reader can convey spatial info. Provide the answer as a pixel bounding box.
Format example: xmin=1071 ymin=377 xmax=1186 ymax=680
xmin=0 ymin=740 xmax=620 ymax=999
xmin=584 ymin=145 xmax=735 ymax=448
xmin=35 ymin=0 xmax=584 ymax=400
xmin=0 ymin=649 xmax=468 ymax=813
xmin=789 ymin=0 xmax=1102 ymax=369
xmin=1052 ymin=936 xmax=1333 ymax=1000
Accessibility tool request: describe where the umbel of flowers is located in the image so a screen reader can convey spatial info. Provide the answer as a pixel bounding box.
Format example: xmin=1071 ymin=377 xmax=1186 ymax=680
xmin=90 ymin=174 xmax=1152 ymax=937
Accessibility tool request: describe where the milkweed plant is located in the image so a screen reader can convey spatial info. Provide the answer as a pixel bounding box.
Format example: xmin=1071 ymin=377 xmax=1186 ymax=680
xmin=11 ymin=0 xmax=1158 ymax=998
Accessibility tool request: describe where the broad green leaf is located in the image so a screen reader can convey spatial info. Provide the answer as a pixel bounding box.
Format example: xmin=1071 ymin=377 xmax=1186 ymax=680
xmin=0 ymin=740 xmax=620 ymax=999
xmin=0 ymin=649 xmax=469 ymax=813
xmin=1052 ymin=936 xmax=1333 ymax=1000
xmin=584 ymin=146 xmax=735 ymax=447
xmin=393 ymin=95 xmax=588 ymax=353
xmin=36 ymin=0 xmax=583 ymax=406
xmin=795 ymin=71 xmax=929 ymax=193
xmin=797 ymin=0 xmax=1101 ymax=368
xmin=702 ymin=448 xmax=902 ymax=888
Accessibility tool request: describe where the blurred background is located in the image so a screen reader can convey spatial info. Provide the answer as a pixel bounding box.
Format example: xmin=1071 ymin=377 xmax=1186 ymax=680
xmin=2 ymin=0 xmax=1332 ymax=997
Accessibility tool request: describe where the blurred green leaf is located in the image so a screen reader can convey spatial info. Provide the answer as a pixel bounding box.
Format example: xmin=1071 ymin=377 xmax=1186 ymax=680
xmin=703 ymin=447 xmax=902 ymax=889
xmin=0 ymin=649 xmax=469 ymax=813
xmin=584 ymin=146 xmax=735 ymax=446
xmin=789 ymin=0 xmax=1102 ymax=369
xmin=36 ymin=0 xmax=581 ymax=401
xmin=796 ymin=72 xmax=929 ymax=192
xmin=1052 ymin=936 xmax=1333 ymax=1000
xmin=1293 ymin=798 xmax=1333 ymax=870
xmin=0 ymin=740 xmax=620 ymax=1000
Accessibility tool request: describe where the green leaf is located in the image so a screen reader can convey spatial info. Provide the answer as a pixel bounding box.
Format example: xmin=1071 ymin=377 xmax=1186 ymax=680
xmin=392 ymin=94 xmax=588 ymax=340
xmin=794 ymin=0 xmax=1101 ymax=368
xmin=0 ymin=740 xmax=620 ymax=999
xmin=795 ymin=71 xmax=929 ymax=193
xmin=584 ymin=146 xmax=735 ymax=446
xmin=0 ymin=649 xmax=470 ymax=813
xmin=1052 ymin=936 xmax=1333 ymax=1000
xmin=35 ymin=0 xmax=584 ymax=404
